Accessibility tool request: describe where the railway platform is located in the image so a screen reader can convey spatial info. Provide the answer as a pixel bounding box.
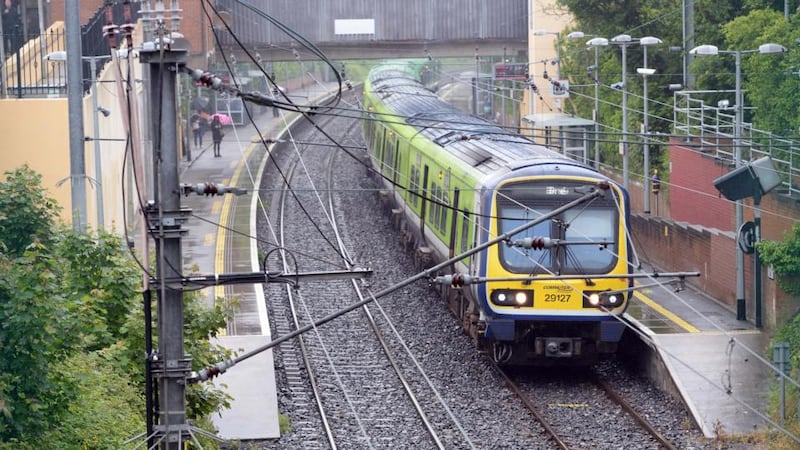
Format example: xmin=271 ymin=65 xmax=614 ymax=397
xmin=180 ymin=81 xmax=340 ymax=440
xmin=624 ymin=267 xmax=774 ymax=439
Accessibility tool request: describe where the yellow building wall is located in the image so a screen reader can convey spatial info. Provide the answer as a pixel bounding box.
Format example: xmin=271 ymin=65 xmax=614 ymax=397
xmin=524 ymin=0 xmax=573 ymax=119
xmin=0 ymin=98 xmax=75 ymax=222
xmin=0 ymin=55 xmax=145 ymax=232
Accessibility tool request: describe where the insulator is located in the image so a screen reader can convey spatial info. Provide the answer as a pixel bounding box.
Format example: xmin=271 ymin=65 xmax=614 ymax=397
xmin=513 ymin=236 xmax=554 ymax=250
xmin=433 ymin=273 xmax=473 ymax=287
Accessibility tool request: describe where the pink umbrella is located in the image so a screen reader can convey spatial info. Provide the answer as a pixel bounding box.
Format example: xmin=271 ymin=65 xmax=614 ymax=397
xmin=210 ymin=113 xmax=233 ymax=125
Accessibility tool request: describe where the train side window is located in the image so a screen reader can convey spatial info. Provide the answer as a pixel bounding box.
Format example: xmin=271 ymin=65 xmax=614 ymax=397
xmin=460 ymin=208 xmax=470 ymax=254
xmin=409 ymin=165 xmax=419 ymax=207
xmin=440 ymin=192 xmax=449 ymax=232
xmin=383 ymin=135 xmax=395 ymax=174
xmin=393 ymin=141 xmax=402 ymax=184
xmin=429 ymin=183 xmax=438 ymax=223
xmin=376 ymin=127 xmax=385 ymax=161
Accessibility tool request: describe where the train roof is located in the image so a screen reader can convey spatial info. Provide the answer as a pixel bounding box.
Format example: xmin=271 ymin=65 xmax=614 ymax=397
xmin=367 ymin=65 xmax=577 ymax=177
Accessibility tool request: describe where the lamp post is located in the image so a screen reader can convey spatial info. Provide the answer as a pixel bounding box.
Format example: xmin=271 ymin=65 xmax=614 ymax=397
xmin=87 ymin=55 xmax=111 ymax=229
xmin=46 ymin=51 xmax=112 ymax=230
xmin=573 ymin=32 xmax=609 ymax=169
xmin=637 ymin=36 xmax=662 ymax=214
xmin=610 ymin=34 xmax=633 ymax=188
xmin=690 ymin=42 xmax=786 ymax=322
xmin=533 ymin=29 xmax=561 ymax=79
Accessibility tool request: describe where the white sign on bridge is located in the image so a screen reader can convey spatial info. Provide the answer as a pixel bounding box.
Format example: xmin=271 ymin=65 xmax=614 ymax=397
xmin=334 ymin=19 xmax=375 ymax=35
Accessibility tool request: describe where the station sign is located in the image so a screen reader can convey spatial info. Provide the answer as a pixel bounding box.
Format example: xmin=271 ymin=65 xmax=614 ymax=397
xmin=494 ymin=63 xmax=528 ymax=81
xmin=551 ymin=80 xmax=569 ymax=98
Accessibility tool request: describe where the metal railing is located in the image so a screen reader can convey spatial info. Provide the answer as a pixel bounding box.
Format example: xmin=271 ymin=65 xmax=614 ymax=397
xmin=674 ymin=90 xmax=799 ymax=197
xmin=2 ymin=27 xmax=66 ymax=98
xmin=0 ymin=1 xmax=139 ymax=99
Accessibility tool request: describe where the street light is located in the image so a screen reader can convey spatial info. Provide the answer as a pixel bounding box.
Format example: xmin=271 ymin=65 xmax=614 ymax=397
xmin=608 ymin=34 xmax=662 ymax=190
xmin=610 ymin=34 xmax=633 ymax=188
xmin=533 ymin=29 xmax=561 ymax=79
xmin=46 ymin=51 xmax=112 ymax=229
xmin=637 ymin=36 xmax=663 ymax=214
xmin=689 ymin=42 xmax=786 ymax=322
xmin=573 ymin=32 xmax=609 ymax=169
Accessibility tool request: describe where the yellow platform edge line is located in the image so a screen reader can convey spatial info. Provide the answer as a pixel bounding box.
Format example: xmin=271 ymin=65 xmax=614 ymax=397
xmin=633 ymin=290 xmax=701 ymax=333
xmin=214 ymin=145 xmax=256 ymax=336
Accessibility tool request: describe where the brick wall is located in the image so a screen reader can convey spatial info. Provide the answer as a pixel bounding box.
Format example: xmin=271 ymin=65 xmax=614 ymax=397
xmin=668 ymin=138 xmax=734 ymax=230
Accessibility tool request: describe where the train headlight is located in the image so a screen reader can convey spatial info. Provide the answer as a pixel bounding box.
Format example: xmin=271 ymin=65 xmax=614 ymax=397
xmin=583 ymin=291 xmax=625 ymax=309
xmin=491 ymin=289 xmax=533 ymax=307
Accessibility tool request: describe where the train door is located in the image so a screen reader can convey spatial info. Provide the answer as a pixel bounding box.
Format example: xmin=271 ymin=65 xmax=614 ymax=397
xmin=382 ymin=132 xmax=396 ymax=178
xmin=419 ymin=164 xmax=429 ymax=242
xmin=408 ymin=152 xmax=422 ymax=210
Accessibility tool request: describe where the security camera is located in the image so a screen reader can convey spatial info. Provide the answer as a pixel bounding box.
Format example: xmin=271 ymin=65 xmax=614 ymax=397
xmin=97 ymin=106 xmax=111 ymax=117
xmin=611 ymin=81 xmax=624 ymax=90
xmin=717 ymin=99 xmax=730 ymax=109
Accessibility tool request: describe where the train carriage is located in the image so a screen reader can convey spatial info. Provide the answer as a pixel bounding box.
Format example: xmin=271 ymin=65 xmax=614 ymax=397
xmin=362 ymin=61 xmax=633 ymax=365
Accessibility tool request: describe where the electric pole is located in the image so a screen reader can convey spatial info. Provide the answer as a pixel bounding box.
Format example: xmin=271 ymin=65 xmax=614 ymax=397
xmin=139 ymin=1 xmax=191 ymax=446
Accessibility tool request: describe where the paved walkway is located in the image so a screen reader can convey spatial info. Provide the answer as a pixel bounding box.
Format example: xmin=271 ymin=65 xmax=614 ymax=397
xmin=626 ymin=280 xmax=773 ymax=438
xmin=180 ymin=82 xmax=339 ymax=440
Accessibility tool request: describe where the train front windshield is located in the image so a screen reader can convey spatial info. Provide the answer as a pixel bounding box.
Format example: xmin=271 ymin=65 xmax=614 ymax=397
xmin=496 ymin=180 xmax=619 ymax=275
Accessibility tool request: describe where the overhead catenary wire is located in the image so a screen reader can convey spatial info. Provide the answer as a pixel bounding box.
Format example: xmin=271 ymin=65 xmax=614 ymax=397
xmin=173 ymin=3 xmax=792 ymax=442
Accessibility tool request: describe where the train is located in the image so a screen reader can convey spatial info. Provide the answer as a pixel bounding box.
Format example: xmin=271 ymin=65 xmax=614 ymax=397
xmin=361 ymin=61 xmax=633 ymax=365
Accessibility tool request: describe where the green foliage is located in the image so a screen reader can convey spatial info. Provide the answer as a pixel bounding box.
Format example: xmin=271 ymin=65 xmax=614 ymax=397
xmin=0 ymin=165 xmax=234 ymax=446
xmin=29 ymin=351 xmax=144 ymax=449
xmin=51 ymin=229 xmax=142 ymax=350
xmin=757 ymin=223 xmax=800 ymax=295
xmin=0 ymin=165 xmax=60 ymax=256
xmin=0 ymin=245 xmax=82 ymax=440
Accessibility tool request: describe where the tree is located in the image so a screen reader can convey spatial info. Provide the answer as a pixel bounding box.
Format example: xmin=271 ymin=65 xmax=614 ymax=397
xmin=0 ymin=165 xmax=60 ymax=256
xmin=0 ymin=165 xmax=232 ymax=446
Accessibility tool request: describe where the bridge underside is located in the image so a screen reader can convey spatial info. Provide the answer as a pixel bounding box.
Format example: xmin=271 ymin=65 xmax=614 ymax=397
xmin=229 ymin=39 xmax=528 ymax=62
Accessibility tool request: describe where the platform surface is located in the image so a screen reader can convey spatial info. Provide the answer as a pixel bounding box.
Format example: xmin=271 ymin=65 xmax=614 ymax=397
xmin=625 ymin=278 xmax=773 ymax=438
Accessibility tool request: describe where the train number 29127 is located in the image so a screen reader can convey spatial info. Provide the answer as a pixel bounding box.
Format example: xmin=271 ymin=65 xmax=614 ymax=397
xmin=543 ymin=293 xmax=571 ymax=303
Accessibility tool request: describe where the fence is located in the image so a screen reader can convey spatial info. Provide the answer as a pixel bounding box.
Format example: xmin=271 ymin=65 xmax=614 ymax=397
xmin=674 ymin=90 xmax=800 ymax=198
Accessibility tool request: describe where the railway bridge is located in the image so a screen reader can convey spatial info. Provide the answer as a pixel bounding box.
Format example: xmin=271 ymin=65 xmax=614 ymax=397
xmin=211 ymin=0 xmax=529 ymax=61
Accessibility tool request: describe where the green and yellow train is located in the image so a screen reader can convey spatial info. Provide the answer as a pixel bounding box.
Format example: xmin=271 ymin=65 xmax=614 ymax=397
xmin=362 ymin=61 xmax=633 ymax=365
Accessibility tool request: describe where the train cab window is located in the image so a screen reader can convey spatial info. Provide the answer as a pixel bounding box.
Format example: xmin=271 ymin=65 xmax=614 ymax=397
xmin=496 ymin=180 xmax=618 ymax=274
xmin=498 ymin=206 xmax=554 ymax=272
xmin=562 ymin=209 xmax=615 ymax=270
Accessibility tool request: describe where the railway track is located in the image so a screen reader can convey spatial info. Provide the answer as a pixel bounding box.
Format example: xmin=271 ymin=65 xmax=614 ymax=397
xmin=494 ymin=362 xmax=679 ymax=449
xmin=255 ymin=86 xmax=706 ymax=449
xmin=265 ymin=109 xmax=458 ymax=448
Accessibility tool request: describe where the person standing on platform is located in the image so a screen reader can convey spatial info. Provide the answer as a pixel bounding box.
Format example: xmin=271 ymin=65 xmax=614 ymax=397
xmin=211 ymin=115 xmax=223 ymax=157
xmin=271 ymin=87 xmax=280 ymax=118
xmin=190 ymin=112 xmax=203 ymax=148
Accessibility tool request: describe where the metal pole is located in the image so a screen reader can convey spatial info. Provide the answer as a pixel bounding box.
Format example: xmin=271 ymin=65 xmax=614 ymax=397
xmin=66 ymin=0 xmax=86 ymax=232
xmin=754 ymin=192 xmax=762 ymax=328
xmin=142 ymin=43 xmax=190 ymax=449
xmin=555 ymin=32 xmax=561 ymax=79
xmin=621 ymin=43 xmax=629 ymax=189
xmin=734 ymin=50 xmax=746 ymax=321
xmin=474 ymin=48 xmax=479 ymax=115
xmin=89 ymin=57 xmax=104 ymax=228
xmin=642 ymin=46 xmax=651 ymax=214
xmin=594 ymin=46 xmax=600 ymax=169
